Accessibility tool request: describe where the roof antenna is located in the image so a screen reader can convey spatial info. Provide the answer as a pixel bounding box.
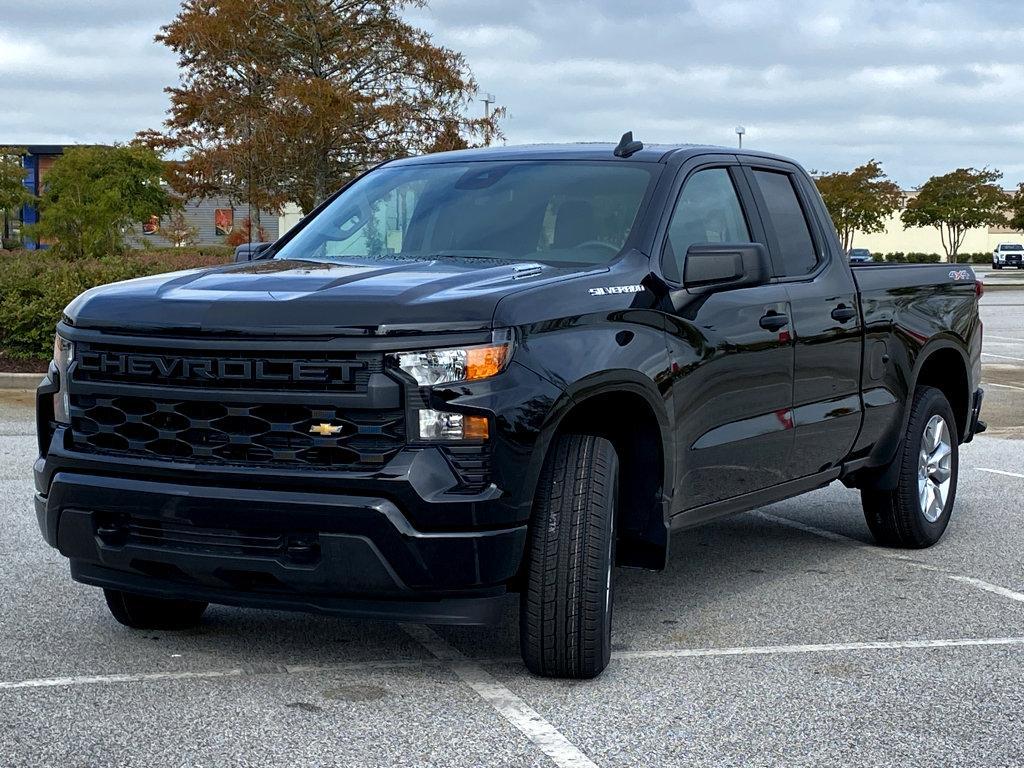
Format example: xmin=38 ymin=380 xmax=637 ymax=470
xmin=613 ymin=131 xmax=644 ymax=158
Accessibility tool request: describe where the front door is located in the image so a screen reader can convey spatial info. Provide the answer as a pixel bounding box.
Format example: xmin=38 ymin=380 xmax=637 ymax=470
xmin=659 ymin=164 xmax=796 ymax=520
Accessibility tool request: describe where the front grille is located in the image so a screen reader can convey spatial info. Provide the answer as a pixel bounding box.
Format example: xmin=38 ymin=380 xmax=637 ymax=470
xmin=73 ymin=341 xmax=378 ymax=392
xmin=69 ymin=394 xmax=405 ymax=468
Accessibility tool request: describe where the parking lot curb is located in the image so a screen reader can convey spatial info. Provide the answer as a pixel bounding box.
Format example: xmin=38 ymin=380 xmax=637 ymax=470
xmin=0 ymin=373 xmax=43 ymax=390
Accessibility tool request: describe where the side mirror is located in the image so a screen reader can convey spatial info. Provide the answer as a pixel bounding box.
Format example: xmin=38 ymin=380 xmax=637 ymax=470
xmin=682 ymin=243 xmax=770 ymax=290
xmin=234 ymin=241 xmax=276 ymax=263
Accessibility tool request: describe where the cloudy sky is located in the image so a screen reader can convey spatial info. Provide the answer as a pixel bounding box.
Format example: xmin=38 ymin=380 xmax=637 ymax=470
xmin=2 ymin=0 xmax=1022 ymax=188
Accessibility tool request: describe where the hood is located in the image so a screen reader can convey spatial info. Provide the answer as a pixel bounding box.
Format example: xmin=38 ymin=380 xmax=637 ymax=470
xmin=64 ymin=256 xmax=601 ymax=336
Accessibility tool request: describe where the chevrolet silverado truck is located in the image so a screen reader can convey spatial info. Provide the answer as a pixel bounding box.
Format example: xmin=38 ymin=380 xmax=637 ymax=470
xmin=35 ymin=137 xmax=985 ymax=679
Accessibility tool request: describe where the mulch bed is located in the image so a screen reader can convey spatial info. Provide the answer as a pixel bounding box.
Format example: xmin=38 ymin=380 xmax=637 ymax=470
xmin=0 ymin=354 xmax=48 ymax=373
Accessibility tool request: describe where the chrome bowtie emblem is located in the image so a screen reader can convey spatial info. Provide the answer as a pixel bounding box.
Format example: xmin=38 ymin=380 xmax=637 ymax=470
xmin=309 ymin=423 xmax=343 ymax=436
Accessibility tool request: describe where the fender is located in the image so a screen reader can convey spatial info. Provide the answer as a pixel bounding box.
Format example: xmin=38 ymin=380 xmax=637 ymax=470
xmin=519 ymin=368 xmax=674 ymax=571
xmin=857 ymin=335 xmax=972 ymax=490
xmin=551 ymin=368 xmax=674 ymax=499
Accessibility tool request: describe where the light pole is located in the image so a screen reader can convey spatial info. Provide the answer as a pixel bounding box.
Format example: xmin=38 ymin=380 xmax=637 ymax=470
xmin=735 ymin=125 xmax=746 ymax=149
xmin=481 ymin=92 xmax=496 ymax=119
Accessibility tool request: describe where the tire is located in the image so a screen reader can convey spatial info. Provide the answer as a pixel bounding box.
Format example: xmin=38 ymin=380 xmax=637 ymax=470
xmin=861 ymin=386 xmax=958 ymax=548
xmin=993 ymin=263 xmax=1002 ymax=270
xmin=104 ymin=588 xmax=208 ymax=630
xmin=520 ymin=433 xmax=618 ymax=679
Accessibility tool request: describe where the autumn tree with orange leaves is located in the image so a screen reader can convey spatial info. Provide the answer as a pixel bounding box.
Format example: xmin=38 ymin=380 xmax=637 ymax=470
xmin=141 ymin=0 xmax=503 ymax=239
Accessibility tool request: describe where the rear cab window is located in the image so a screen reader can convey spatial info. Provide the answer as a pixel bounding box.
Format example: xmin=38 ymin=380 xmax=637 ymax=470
xmin=750 ymin=168 xmax=821 ymax=278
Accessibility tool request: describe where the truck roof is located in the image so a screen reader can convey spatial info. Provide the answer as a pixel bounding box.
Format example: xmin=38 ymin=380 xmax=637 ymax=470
xmin=389 ymin=142 xmax=797 ymax=166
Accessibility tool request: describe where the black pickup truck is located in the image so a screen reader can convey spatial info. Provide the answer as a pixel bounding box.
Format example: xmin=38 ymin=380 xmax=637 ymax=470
xmin=35 ymin=138 xmax=985 ymax=679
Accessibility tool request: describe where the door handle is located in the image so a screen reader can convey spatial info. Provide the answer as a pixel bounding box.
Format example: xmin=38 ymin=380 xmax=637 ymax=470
xmin=759 ymin=311 xmax=789 ymax=331
xmin=831 ymin=304 xmax=857 ymax=323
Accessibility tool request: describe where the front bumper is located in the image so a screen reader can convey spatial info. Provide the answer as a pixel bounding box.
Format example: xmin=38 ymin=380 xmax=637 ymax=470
xmin=35 ymin=470 xmax=526 ymax=624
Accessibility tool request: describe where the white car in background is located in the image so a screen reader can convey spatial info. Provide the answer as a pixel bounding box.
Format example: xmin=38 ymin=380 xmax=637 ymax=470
xmin=992 ymin=243 xmax=1024 ymax=269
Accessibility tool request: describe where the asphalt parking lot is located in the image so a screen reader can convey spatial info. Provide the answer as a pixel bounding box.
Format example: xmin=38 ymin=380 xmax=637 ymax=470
xmin=1 ymin=292 xmax=1023 ymax=767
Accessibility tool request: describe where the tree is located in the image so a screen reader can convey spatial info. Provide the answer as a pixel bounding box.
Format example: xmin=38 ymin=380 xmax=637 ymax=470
xmin=1007 ymin=183 xmax=1024 ymax=233
xmin=1 ymin=147 xmax=33 ymax=242
xmin=814 ymin=160 xmax=903 ymax=252
xmin=0 ymin=147 xmax=32 ymax=213
xmin=901 ymin=168 xmax=1008 ymax=259
xmin=32 ymin=145 xmax=174 ymax=259
xmin=162 ymin=208 xmax=200 ymax=248
xmin=145 ymin=0 xmax=503 ymax=220
xmin=225 ymin=217 xmax=269 ymax=246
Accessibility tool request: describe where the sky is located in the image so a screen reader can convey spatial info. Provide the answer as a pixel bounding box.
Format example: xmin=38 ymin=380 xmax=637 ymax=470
xmin=2 ymin=0 xmax=1022 ymax=189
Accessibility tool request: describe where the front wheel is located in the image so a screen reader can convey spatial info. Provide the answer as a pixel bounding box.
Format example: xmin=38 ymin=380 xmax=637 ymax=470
xmin=104 ymin=588 xmax=208 ymax=630
xmin=993 ymin=263 xmax=1003 ymax=270
xmin=520 ymin=434 xmax=618 ymax=679
xmin=861 ymin=386 xmax=958 ymax=548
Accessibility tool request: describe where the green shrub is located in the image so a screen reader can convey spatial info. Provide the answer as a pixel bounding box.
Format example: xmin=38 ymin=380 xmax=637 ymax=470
xmin=0 ymin=249 xmax=230 ymax=361
xmin=905 ymin=252 xmax=942 ymax=263
xmin=962 ymin=252 xmax=992 ymax=264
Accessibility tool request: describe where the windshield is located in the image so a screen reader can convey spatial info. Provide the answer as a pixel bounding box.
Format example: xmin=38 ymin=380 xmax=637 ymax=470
xmin=1001 ymin=244 xmax=1023 ymax=251
xmin=274 ymin=161 xmax=658 ymax=266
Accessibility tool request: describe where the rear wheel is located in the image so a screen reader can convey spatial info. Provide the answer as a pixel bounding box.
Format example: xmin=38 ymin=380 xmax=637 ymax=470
xmin=520 ymin=433 xmax=618 ymax=679
xmin=104 ymin=589 xmax=208 ymax=630
xmin=861 ymin=386 xmax=958 ymax=548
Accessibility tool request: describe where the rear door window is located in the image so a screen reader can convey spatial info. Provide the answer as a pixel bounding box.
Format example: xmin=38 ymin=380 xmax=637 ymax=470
xmin=751 ymin=170 xmax=819 ymax=277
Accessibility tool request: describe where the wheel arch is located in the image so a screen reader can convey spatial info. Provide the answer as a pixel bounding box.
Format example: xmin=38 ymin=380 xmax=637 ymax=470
xmin=529 ymin=371 xmax=674 ymax=571
xmin=855 ymin=338 xmax=972 ymax=492
xmin=910 ymin=339 xmax=971 ymax=442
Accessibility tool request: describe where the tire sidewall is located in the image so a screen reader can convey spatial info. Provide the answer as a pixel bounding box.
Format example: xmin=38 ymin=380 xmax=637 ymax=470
xmin=900 ymin=389 xmax=959 ymax=543
xmin=599 ymin=469 xmax=618 ymax=671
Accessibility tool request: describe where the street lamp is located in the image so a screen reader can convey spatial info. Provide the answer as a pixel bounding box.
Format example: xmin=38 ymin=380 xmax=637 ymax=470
xmin=735 ymin=125 xmax=746 ymax=149
xmin=481 ymin=92 xmax=496 ymax=119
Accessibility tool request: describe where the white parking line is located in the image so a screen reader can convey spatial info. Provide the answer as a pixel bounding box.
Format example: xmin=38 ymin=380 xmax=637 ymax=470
xmin=5 ymin=635 xmax=1023 ymax=696
xmin=983 ymin=382 xmax=1024 ymax=392
xmin=401 ymin=623 xmax=597 ymax=769
xmin=0 ymin=658 xmax=438 ymax=691
xmin=982 ymin=352 xmax=1024 ymax=362
xmin=985 ymin=335 xmax=1024 ymax=343
xmin=977 ymin=467 xmax=1024 ymax=480
xmin=615 ymin=636 xmax=1024 ymax=661
xmin=0 ymin=668 xmax=251 ymax=690
xmin=757 ymin=511 xmax=1024 ymax=605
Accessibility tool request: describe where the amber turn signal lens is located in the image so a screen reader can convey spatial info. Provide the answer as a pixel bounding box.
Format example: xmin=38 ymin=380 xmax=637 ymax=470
xmin=466 ymin=344 xmax=510 ymax=381
xmin=462 ymin=415 xmax=490 ymax=440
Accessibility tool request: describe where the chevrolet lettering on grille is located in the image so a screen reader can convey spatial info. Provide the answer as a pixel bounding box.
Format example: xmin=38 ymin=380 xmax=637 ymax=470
xmin=77 ymin=351 xmax=367 ymax=385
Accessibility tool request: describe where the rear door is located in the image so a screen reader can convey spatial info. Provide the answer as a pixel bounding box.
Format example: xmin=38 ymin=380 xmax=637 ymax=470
xmin=741 ymin=159 xmax=863 ymax=477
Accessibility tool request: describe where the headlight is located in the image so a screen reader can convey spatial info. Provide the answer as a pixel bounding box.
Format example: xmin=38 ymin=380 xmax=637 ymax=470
xmin=417 ymin=409 xmax=489 ymax=441
xmin=388 ymin=331 xmax=513 ymax=386
xmin=53 ymin=334 xmax=74 ymax=424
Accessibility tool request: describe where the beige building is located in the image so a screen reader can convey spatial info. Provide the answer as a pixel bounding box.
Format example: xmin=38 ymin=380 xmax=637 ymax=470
xmin=852 ymin=190 xmax=1024 ymax=258
xmin=279 ymin=202 xmax=305 ymax=235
